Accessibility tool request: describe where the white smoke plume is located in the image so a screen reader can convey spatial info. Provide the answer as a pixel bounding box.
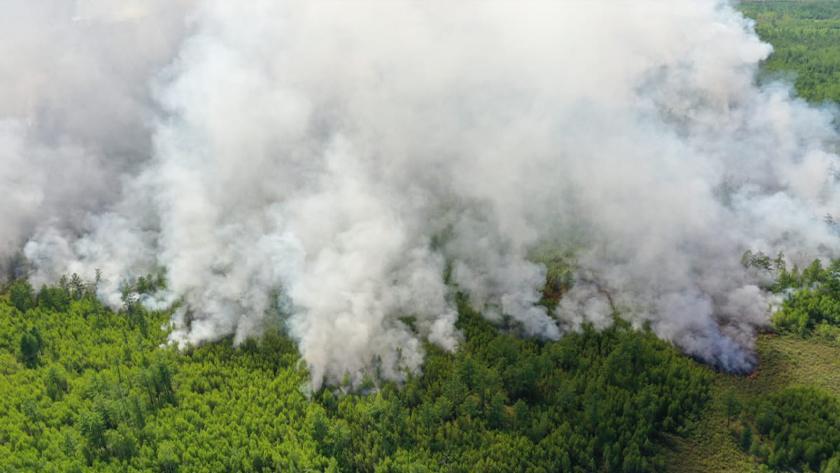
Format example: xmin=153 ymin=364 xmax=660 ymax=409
xmin=3 ymin=1 xmax=839 ymax=385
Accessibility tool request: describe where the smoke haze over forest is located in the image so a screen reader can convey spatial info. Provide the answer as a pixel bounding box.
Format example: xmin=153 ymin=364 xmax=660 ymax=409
xmin=2 ymin=0 xmax=840 ymax=386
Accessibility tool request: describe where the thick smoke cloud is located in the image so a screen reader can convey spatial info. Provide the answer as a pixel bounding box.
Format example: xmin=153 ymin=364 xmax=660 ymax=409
xmin=4 ymin=1 xmax=839 ymax=385
xmin=0 ymin=0 xmax=190 ymax=279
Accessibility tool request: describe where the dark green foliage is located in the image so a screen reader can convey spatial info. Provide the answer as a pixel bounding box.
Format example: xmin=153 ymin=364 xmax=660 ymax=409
xmin=45 ymin=365 xmax=69 ymax=401
xmin=773 ymin=258 xmax=840 ymax=336
xmin=742 ymin=250 xmax=772 ymax=272
xmin=756 ymin=254 xmax=840 ymax=472
xmin=740 ymin=423 xmax=752 ymax=452
xmin=37 ymin=283 xmax=71 ymax=312
xmin=741 ymin=1 xmax=840 ymax=105
xmin=721 ymin=387 xmax=742 ymax=429
xmin=18 ymin=328 xmax=42 ymax=367
xmin=743 ymin=386 xmax=840 ymax=472
xmin=774 ymin=288 xmax=840 ymax=336
xmin=8 ymin=280 xmax=34 ymax=312
xmin=311 ymin=301 xmax=710 ymax=473
xmin=0 ymin=280 xmax=326 ymax=472
xmin=0 ymin=279 xmax=711 ymax=472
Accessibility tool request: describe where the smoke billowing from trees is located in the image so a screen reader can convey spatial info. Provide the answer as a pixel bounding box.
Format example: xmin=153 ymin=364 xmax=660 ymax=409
xmin=3 ymin=1 xmax=839 ymax=386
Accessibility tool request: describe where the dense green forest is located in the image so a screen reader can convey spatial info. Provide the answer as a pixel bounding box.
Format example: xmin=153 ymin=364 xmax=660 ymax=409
xmin=733 ymin=253 xmax=840 ymax=472
xmin=6 ymin=261 xmax=840 ymax=473
xmin=741 ymin=1 xmax=840 ymax=104
xmin=0 ymin=276 xmax=709 ymax=472
xmin=4 ymin=253 xmax=840 ymax=472
xmin=3 ymin=2 xmax=840 ymax=473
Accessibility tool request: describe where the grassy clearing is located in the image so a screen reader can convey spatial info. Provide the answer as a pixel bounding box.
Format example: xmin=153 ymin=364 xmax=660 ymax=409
xmin=665 ymin=335 xmax=840 ymax=472
xmin=665 ymin=378 xmax=762 ymax=473
xmin=747 ymin=335 xmax=840 ymax=397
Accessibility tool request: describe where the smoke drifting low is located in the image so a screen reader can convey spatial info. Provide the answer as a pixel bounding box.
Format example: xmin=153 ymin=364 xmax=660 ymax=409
xmin=3 ymin=1 xmax=839 ymax=385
